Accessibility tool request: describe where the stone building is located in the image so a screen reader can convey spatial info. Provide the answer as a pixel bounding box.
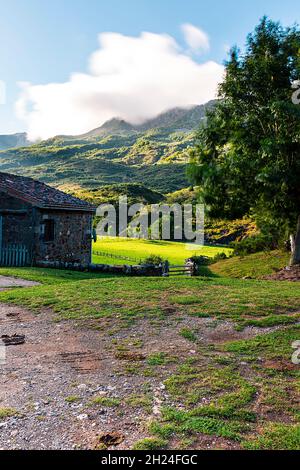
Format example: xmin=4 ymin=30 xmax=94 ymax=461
xmin=0 ymin=172 xmax=96 ymax=267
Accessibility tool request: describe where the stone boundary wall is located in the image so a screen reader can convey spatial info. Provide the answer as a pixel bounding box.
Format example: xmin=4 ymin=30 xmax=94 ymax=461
xmin=35 ymin=260 xmax=163 ymax=276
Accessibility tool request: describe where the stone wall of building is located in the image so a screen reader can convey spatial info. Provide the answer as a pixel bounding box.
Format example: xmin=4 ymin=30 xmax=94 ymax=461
xmin=34 ymin=209 xmax=93 ymax=266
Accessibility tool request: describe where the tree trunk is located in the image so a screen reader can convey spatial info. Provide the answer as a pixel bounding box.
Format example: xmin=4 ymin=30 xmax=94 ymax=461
xmin=290 ymin=215 xmax=300 ymax=266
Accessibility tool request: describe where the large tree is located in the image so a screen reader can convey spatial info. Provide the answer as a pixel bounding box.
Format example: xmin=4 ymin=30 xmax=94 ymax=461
xmin=190 ymin=17 xmax=300 ymax=264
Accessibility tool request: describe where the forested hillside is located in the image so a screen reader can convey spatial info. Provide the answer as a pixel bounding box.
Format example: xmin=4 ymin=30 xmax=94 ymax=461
xmin=0 ymin=102 xmax=215 ymax=198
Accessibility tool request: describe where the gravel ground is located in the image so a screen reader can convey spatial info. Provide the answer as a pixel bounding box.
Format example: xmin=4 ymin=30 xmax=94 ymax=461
xmin=0 ymin=303 xmax=159 ymax=450
xmin=0 ymin=280 xmax=284 ymax=450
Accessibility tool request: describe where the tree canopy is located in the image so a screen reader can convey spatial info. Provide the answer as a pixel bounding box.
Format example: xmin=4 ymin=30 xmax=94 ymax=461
xmin=189 ymin=17 xmax=300 ymax=263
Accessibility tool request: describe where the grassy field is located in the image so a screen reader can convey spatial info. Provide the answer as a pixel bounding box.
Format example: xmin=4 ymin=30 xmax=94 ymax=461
xmin=211 ymin=250 xmax=290 ymax=279
xmin=0 ymin=250 xmax=299 ymax=450
xmin=92 ymin=237 xmax=232 ymax=265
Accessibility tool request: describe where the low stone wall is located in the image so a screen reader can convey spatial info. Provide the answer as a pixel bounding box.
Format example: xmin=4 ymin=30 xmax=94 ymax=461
xmin=35 ymin=260 xmax=163 ymax=276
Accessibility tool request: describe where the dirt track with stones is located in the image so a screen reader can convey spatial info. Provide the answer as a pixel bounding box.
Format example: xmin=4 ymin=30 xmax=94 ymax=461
xmin=0 ymin=287 xmax=287 ymax=450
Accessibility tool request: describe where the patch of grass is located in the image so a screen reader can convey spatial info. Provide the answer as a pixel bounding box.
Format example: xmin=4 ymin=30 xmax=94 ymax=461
xmin=125 ymin=394 xmax=152 ymax=412
xmin=240 ymin=315 xmax=300 ymax=329
xmin=0 ymin=266 xmax=110 ymax=285
xmin=165 ymin=364 xmax=255 ymax=408
xmin=132 ymin=437 xmax=167 ymax=450
xmin=65 ymin=396 xmax=81 ymax=403
xmin=0 ymin=407 xmax=18 ymax=418
xmin=0 ymin=277 xmax=300 ymax=323
xmin=211 ymin=250 xmax=289 ymax=279
xmin=242 ymin=423 xmax=300 ymax=450
xmin=162 ymin=407 xmax=244 ymax=441
xmin=179 ymin=328 xmax=198 ymax=343
xmin=2 ymin=270 xmax=300 ymax=329
xmin=171 ymin=295 xmax=201 ymax=305
xmin=256 ymin=376 xmax=298 ymax=416
xmin=222 ymin=326 xmax=300 ymax=361
xmin=148 ymin=421 xmax=176 ymax=439
xmin=147 ymin=352 xmax=166 ymax=366
xmin=90 ymin=397 xmax=120 ymax=407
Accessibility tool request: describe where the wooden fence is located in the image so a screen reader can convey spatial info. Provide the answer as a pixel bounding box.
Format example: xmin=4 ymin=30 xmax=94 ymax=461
xmin=0 ymin=244 xmax=29 ymax=267
xmin=93 ymin=250 xmax=141 ymax=263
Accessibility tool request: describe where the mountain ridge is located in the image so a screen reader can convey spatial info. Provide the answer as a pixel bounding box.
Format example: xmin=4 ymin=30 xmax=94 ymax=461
xmin=0 ymin=132 xmax=30 ymax=151
xmin=0 ymin=100 xmax=217 ymax=148
xmin=0 ymin=100 xmax=216 ymax=195
xmin=75 ymin=100 xmax=217 ymax=139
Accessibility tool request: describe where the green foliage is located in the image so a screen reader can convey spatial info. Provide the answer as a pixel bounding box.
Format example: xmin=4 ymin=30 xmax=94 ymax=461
xmin=69 ymin=183 xmax=165 ymax=206
xmin=147 ymin=352 xmax=166 ymax=366
xmin=0 ymin=126 xmax=191 ymax=194
xmin=231 ymin=234 xmax=278 ymax=256
xmin=132 ymin=437 xmax=167 ymax=450
xmin=179 ymin=328 xmax=198 ymax=343
xmin=65 ymin=396 xmax=80 ymax=403
xmin=143 ymin=255 xmax=164 ymax=266
xmin=205 ymin=218 xmax=257 ymax=245
xmin=223 ymin=326 xmax=300 ymax=360
xmin=243 ymin=424 xmax=300 ymax=450
xmin=0 ymin=407 xmax=18 ymax=419
xmin=90 ymin=397 xmax=120 ymax=407
xmin=189 ymin=18 xmax=300 ymax=250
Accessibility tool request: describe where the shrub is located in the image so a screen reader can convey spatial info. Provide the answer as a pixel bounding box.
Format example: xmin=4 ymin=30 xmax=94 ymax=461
xmin=231 ymin=234 xmax=277 ymax=256
xmin=186 ymin=255 xmax=210 ymax=266
xmin=143 ymin=255 xmax=164 ymax=266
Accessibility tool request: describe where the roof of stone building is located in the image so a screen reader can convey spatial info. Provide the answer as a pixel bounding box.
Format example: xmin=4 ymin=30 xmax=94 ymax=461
xmin=0 ymin=172 xmax=96 ymax=212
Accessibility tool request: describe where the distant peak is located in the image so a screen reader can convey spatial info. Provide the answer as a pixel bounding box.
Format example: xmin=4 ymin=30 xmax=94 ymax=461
xmin=100 ymin=118 xmax=134 ymax=130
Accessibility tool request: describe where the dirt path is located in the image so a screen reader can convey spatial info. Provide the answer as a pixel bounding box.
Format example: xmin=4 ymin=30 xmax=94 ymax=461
xmin=0 ymin=276 xmax=40 ymax=290
xmin=0 ymin=298 xmax=286 ymax=450
xmin=0 ymin=302 xmax=160 ymax=450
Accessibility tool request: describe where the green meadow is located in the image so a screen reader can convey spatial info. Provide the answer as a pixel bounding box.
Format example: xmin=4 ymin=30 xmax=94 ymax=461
xmin=92 ymin=237 xmax=232 ymax=265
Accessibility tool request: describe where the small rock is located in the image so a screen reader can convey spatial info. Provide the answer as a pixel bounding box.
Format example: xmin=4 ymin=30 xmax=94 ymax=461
xmin=152 ymin=405 xmax=161 ymax=416
xmin=77 ymin=384 xmax=87 ymax=391
xmin=77 ymin=414 xmax=88 ymax=421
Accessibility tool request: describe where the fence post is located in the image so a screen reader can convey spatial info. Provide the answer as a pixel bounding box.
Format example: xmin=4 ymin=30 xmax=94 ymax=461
xmin=162 ymin=260 xmax=169 ymax=277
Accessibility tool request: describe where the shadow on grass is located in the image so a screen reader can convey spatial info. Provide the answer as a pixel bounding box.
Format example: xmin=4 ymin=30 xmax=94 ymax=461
xmin=198 ymin=265 xmax=220 ymax=278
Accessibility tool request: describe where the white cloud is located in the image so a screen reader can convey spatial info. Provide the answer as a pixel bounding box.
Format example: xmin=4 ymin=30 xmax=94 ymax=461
xmin=181 ymin=23 xmax=210 ymax=54
xmin=16 ymin=29 xmax=224 ymax=141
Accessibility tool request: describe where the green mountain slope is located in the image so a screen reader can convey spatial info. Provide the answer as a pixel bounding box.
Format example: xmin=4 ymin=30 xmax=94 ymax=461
xmin=0 ymin=101 xmax=215 ymax=197
xmin=0 ymin=132 xmax=30 ymax=151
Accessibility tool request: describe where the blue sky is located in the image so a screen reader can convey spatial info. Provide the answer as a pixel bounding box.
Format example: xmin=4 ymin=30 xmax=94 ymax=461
xmin=0 ymin=0 xmax=299 ymax=135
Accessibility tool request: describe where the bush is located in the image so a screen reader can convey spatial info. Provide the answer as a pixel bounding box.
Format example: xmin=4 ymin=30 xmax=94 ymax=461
xmin=186 ymin=255 xmax=210 ymax=265
xmin=211 ymin=252 xmax=229 ymax=263
xmin=143 ymin=255 xmax=164 ymax=266
xmin=231 ymin=234 xmax=277 ymax=256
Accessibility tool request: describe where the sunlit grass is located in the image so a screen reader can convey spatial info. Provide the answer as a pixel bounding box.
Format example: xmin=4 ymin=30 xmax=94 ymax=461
xmin=92 ymin=236 xmax=232 ymax=265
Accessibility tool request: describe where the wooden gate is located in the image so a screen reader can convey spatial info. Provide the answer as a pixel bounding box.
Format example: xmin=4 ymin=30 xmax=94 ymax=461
xmin=0 ymin=215 xmax=30 ymax=267
xmin=162 ymin=261 xmax=197 ymax=277
xmin=0 ymin=244 xmax=29 ymax=267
